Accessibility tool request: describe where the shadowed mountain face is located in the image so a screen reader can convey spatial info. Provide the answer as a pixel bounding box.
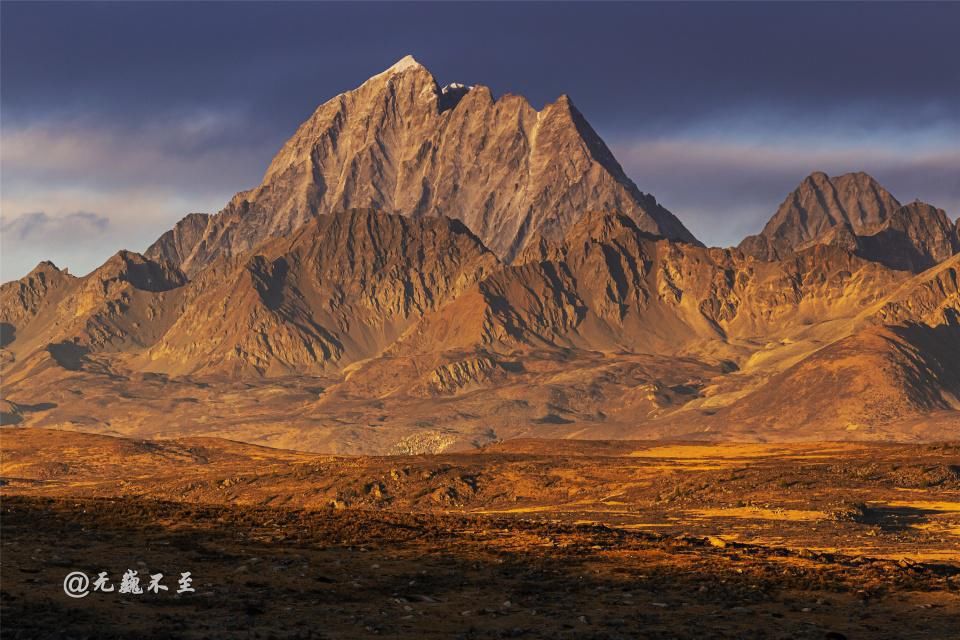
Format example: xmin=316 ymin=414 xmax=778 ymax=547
xmin=3 ymin=61 xmax=959 ymax=452
xmin=739 ymin=172 xmax=959 ymax=272
xmin=143 ymin=209 xmax=498 ymax=376
xmin=146 ymin=56 xmax=699 ymax=273
xmin=856 ymin=202 xmax=958 ymax=272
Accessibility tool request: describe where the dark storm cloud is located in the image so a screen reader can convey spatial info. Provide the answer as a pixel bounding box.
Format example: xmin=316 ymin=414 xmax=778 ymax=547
xmin=4 ymin=2 xmax=958 ymax=130
xmin=2 ymin=1 xmax=958 ymax=277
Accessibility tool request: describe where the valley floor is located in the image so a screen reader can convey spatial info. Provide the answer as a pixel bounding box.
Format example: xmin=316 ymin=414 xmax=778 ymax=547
xmin=2 ymin=429 xmax=959 ymax=638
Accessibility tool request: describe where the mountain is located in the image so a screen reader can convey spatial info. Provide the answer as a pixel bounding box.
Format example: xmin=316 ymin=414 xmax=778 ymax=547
xmin=3 ymin=59 xmax=958 ymax=450
xmin=0 ymin=261 xmax=76 ymax=346
xmin=395 ymin=212 xmax=905 ymax=359
xmin=739 ymin=172 xmax=901 ymax=260
xmin=3 ymin=208 xmax=956 ymax=450
xmin=739 ymin=171 xmax=958 ymax=271
xmin=145 ymin=212 xmax=210 ymax=266
xmin=146 ymin=55 xmax=698 ymax=273
xmin=718 ymin=323 xmax=960 ymax=439
xmin=855 ymin=202 xmax=958 ymax=272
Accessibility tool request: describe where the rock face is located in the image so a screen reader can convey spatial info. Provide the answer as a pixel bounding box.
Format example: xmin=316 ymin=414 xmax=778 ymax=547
xmin=0 ymin=261 xmax=77 ymax=341
xmin=1 ymin=252 xmax=187 ymax=358
xmin=871 ymin=254 xmax=960 ymax=327
xmin=739 ymin=172 xmax=959 ymax=272
xmin=145 ymin=213 xmax=210 ymax=265
xmin=148 ymin=55 xmax=698 ymax=273
xmin=395 ymin=211 xmax=906 ymax=359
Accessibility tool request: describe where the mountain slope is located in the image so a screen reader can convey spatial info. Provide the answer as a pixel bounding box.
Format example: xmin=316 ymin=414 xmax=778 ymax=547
xmin=145 ymin=212 xmax=210 ymax=266
xmin=397 ymin=212 xmax=907 ymax=361
xmin=711 ymin=254 xmax=960 ymax=438
xmin=854 ymin=202 xmax=958 ymax=272
xmin=1 ymin=252 xmax=186 ymax=361
xmin=2 ymin=211 xmax=956 ymax=448
xmin=719 ymin=323 xmax=960 ymax=438
xmin=870 ymin=253 xmax=960 ymax=326
xmin=148 ymin=55 xmax=698 ymax=273
xmin=1 ymin=261 xmax=77 ymax=347
xmin=142 ymin=209 xmax=498 ymax=375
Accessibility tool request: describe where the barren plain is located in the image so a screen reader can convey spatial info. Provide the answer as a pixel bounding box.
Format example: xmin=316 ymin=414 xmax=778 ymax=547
xmin=2 ymin=429 xmax=959 ymax=639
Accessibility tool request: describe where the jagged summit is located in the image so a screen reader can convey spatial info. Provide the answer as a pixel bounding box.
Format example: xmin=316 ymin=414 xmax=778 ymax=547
xmin=148 ymin=57 xmax=699 ymax=274
xmin=361 ymin=55 xmax=430 ymax=86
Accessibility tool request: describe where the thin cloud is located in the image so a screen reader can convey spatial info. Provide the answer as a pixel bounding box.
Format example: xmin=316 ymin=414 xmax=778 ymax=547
xmin=2 ymin=211 xmax=109 ymax=241
xmin=1 ymin=210 xmax=119 ymax=281
xmin=0 ymin=112 xmax=276 ymax=281
xmin=613 ymin=135 xmax=960 ymax=248
xmin=1 ymin=112 xmax=272 ymax=193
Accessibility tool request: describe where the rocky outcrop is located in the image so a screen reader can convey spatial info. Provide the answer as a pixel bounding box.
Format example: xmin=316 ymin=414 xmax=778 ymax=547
xmin=0 ymin=261 xmax=77 ymax=338
xmin=871 ymin=254 xmax=960 ymax=327
xmin=152 ymin=55 xmax=698 ymax=274
xmin=418 ymin=356 xmax=505 ymax=396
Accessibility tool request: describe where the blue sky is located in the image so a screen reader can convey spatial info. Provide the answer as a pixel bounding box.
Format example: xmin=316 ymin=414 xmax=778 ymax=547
xmin=2 ymin=1 xmax=958 ymax=279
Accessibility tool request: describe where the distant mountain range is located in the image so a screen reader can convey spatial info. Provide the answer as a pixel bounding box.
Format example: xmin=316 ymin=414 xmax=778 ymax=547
xmin=2 ymin=57 xmax=958 ymax=452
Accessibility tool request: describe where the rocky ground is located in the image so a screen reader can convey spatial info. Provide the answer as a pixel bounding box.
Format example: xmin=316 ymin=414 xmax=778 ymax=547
xmin=2 ymin=430 xmax=959 ymax=639
xmin=3 ymin=496 xmax=960 ymax=640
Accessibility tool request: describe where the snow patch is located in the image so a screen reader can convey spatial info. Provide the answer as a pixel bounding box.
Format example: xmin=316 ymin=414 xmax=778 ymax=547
xmin=387 ymin=55 xmax=422 ymax=74
xmin=441 ymin=82 xmax=472 ymax=94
